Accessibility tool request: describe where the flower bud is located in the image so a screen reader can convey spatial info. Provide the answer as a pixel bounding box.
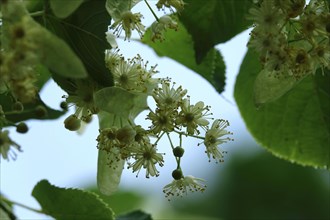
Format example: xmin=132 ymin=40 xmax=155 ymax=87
xmin=173 ymin=146 xmax=184 ymax=157
xmin=12 ymin=101 xmax=24 ymax=112
xmin=35 ymin=105 xmax=47 ymax=118
xmin=64 ymin=114 xmax=81 ymax=131
xmin=172 ymin=169 xmax=183 ymax=180
xmin=16 ymin=122 xmax=28 ymax=133
xmin=60 ymin=101 xmax=68 ymax=111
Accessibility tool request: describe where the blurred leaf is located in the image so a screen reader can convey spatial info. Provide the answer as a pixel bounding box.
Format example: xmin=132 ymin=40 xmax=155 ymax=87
xmin=50 ymin=0 xmax=83 ymax=18
xmin=0 ymin=93 xmax=64 ymax=124
xmin=174 ymin=151 xmax=330 ymax=220
xmin=105 ymin=0 xmax=141 ymax=20
xmin=32 ymin=180 xmax=115 ymax=220
xmin=94 ymin=87 xmax=148 ymax=120
xmin=234 ymin=50 xmax=330 ymax=169
xmin=0 ymin=198 xmax=15 ymax=220
xmin=253 ymin=69 xmax=301 ymax=105
xmin=142 ymin=21 xmax=226 ymax=93
xmin=179 ymin=0 xmax=253 ymax=63
xmin=41 ymin=0 xmax=113 ymax=87
xmin=117 ymin=210 xmax=152 ymax=220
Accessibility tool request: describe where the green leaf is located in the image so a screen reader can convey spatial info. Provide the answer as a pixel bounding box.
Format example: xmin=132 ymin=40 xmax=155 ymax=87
xmin=117 ymin=210 xmax=152 ymax=220
xmin=32 ymin=180 xmax=115 ymax=220
xmin=94 ymin=87 xmax=148 ymax=120
xmin=105 ymin=0 xmax=141 ymax=20
xmin=179 ymin=0 xmax=253 ymax=63
xmin=253 ymin=69 xmax=301 ymax=105
xmin=0 ymin=94 xmax=64 ymax=124
xmin=50 ymin=0 xmax=83 ymax=18
xmin=234 ymin=50 xmax=330 ymax=169
xmin=88 ymin=189 xmax=145 ymax=215
xmin=142 ymin=21 xmax=226 ymax=93
xmin=41 ymin=0 xmax=113 ymax=87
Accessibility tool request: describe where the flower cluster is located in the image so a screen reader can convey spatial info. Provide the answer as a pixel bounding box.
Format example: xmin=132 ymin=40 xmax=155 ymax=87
xmin=248 ymin=0 xmax=330 ymax=79
xmin=108 ymin=0 xmax=182 ymax=42
xmin=97 ymin=52 xmax=233 ymax=199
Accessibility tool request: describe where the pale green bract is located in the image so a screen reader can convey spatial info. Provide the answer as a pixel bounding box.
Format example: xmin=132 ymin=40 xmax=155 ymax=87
xmin=94 ymin=87 xmax=148 ymax=195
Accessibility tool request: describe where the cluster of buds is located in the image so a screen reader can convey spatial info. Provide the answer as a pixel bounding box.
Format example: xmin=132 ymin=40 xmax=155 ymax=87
xmin=248 ymin=0 xmax=330 ymax=79
xmin=0 ymin=21 xmax=39 ymax=104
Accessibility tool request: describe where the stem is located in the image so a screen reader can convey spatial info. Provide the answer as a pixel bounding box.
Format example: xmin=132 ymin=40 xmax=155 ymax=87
xmin=29 ymin=11 xmax=44 ymax=17
xmin=154 ymin=131 xmax=165 ymax=145
xmin=173 ymin=130 xmax=205 ymax=140
xmin=144 ymin=0 xmax=159 ymax=22
xmin=166 ymin=132 xmax=175 ymax=150
xmin=0 ymin=197 xmax=44 ymax=214
xmin=0 ymin=201 xmax=16 ymax=220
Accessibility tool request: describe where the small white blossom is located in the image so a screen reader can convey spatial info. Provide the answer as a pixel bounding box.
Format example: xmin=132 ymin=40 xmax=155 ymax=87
xmin=163 ymin=175 xmax=206 ymax=200
xmin=176 ymin=99 xmax=210 ymax=135
xmin=128 ymin=142 xmax=164 ymax=178
xmin=152 ymin=81 xmax=187 ymax=110
xmin=110 ymin=11 xmax=145 ymax=41
xmin=203 ymin=119 xmax=232 ymax=162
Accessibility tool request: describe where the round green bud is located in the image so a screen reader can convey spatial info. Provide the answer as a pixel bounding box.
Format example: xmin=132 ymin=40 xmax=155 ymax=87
xmin=16 ymin=122 xmax=28 ymax=133
xmin=64 ymin=114 xmax=81 ymax=131
xmin=172 ymin=169 xmax=183 ymax=180
xmin=12 ymin=101 xmax=24 ymax=112
xmin=60 ymin=101 xmax=68 ymax=111
xmin=35 ymin=105 xmax=47 ymax=118
xmin=173 ymin=146 xmax=184 ymax=157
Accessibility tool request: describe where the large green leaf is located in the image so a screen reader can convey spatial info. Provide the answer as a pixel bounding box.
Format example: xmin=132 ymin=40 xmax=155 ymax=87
xmin=142 ymin=21 xmax=226 ymax=93
xmin=50 ymin=0 xmax=83 ymax=18
xmin=40 ymin=0 xmax=113 ymax=87
xmin=179 ymin=0 xmax=253 ymax=63
xmin=234 ymin=50 xmax=330 ymax=169
xmin=32 ymin=180 xmax=115 ymax=220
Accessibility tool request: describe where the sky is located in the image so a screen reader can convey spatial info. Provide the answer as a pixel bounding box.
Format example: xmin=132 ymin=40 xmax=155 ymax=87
xmin=0 ymin=2 xmax=258 ymax=219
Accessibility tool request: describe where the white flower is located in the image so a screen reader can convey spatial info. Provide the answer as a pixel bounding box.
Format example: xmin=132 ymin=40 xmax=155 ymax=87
xmin=128 ymin=142 xmax=164 ymax=178
xmin=151 ymin=15 xmax=178 ymax=42
xmin=152 ymin=81 xmax=187 ymax=110
xmin=147 ymin=109 xmax=177 ymax=134
xmin=0 ymin=130 xmax=22 ymax=160
xmin=63 ymin=80 xmax=99 ymax=121
xmin=203 ymin=119 xmax=232 ymax=162
xmin=163 ymin=175 xmax=206 ymax=200
xmin=176 ymin=99 xmax=210 ymax=135
xmin=156 ymin=0 xmax=185 ymax=12
xmin=112 ymin=58 xmax=141 ymax=91
xmin=110 ymin=11 xmax=145 ymax=41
